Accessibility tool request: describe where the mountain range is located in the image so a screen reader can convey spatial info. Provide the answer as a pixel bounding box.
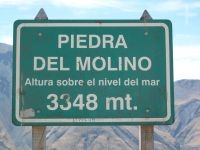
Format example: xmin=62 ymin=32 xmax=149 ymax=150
xmin=0 ymin=43 xmax=200 ymax=150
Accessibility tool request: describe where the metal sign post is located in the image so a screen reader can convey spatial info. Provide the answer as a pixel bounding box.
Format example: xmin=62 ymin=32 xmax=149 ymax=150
xmin=32 ymin=126 xmax=46 ymax=150
xmin=139 ymin=125 xmax=154 ymax=150
xmin=32 ymin=8 xmax=48 ymax=150
xmin=139 ymin=10 xmax=154 ymax=150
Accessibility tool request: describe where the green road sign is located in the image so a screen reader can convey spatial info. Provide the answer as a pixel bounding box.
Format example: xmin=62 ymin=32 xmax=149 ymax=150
xmin=13 ymin=20 xmax=174 ymax=126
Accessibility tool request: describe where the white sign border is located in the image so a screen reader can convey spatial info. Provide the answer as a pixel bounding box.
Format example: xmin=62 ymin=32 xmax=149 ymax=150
xmin=15 ymin=22 xmax=172 ymax=124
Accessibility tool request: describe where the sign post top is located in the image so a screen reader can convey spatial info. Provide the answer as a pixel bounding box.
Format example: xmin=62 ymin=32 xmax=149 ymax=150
xmin=34 ymin=8 xmax=48 ymax=20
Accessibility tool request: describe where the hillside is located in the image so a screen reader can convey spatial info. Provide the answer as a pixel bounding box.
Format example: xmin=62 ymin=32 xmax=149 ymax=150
xmin=0 ymin=43 xmax=200 ymax=149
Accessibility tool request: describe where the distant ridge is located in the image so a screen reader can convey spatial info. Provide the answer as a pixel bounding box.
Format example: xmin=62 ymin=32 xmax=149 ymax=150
xmin=175 ymin=79 xmax=200 ymax=102
xmin=175 ymin=79 xmax=200 ymax=88
xmin=0 ymin=43 xmax=12 ymax=52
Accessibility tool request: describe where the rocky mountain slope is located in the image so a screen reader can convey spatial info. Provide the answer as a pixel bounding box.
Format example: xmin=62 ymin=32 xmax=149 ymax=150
xmin=0 ymin=43 xmax=200 ymax=150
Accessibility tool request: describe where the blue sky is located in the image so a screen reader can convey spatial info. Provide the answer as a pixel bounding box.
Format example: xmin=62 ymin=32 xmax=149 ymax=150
xmin=0 ymin=0 xmax=200 ymax=80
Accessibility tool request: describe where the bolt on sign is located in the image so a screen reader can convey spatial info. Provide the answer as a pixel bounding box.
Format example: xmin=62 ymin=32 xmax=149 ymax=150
xmin=13 ymin=20 xmax=174 ymax=126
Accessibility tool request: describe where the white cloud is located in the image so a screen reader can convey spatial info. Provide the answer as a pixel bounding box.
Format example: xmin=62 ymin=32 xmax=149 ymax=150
xmin=48 ymin=0 xmax=200 ymax=15
xmin=0 ymin=0 xmax=39 ymax=6
xmin=190 ymin=2 xmax=200 ymax=9
xmin=174 ymin=59 xmax=200 ymax=80
xmin=0 ymin=36 xmax=12 ymax=45
xmin=174 ymin=45 xmax=200 ymax=60
xmin=174 ymin=45 xmax=200 ymax=80
xmin=151 ymin=0 xmax=200 ymax=13
xmin=49 ymin=0 xmax=137 ymax=12
xmin=174 ymin=34 xmax=200 ymax=41
xmin=152 ymin=0 xmax=185 ymax=12
xmin=50 ymin=0 xmax=115 ymax=9
xmin=50 ymin=0 xmax=110 ymax=9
